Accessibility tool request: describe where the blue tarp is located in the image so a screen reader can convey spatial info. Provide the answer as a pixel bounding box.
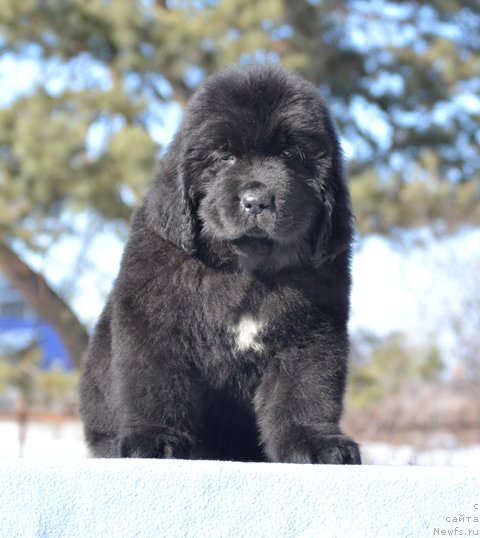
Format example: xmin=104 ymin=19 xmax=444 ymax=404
xmin=0 ymin=316 xmax=73 ymax=370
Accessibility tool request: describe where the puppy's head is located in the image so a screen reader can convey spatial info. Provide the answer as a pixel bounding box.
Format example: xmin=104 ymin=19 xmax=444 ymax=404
xmin=147 ymin=64 xmax=353 ymax=271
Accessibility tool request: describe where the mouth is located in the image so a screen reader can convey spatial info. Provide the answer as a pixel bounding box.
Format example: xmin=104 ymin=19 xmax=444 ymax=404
xmin=243 ymin=225 xmax=269 ymax=239
xmin=231 ymin=235 xmax=274 ymax=256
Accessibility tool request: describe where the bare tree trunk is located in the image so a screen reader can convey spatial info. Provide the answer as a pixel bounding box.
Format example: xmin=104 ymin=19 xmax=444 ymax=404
xmin=0 ymin=242 xmax=89 ymax=369
xmin=17 ymin=396 xmax=29 ymax=458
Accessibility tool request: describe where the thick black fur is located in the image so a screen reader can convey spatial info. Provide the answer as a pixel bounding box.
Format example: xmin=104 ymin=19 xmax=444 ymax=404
xmin=80 ymin=64 xmax=361 ymax=464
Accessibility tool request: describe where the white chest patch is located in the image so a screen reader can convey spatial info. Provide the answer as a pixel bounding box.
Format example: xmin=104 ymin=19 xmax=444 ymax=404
xmin=232 ymin=315 xmax=265 ymax=353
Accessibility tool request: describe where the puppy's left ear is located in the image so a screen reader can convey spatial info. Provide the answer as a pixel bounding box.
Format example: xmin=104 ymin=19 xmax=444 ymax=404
xmin=311 ymin=170 xmax=354 ymax=268
xmin=144 ymin=137 xmax=197 ymax=254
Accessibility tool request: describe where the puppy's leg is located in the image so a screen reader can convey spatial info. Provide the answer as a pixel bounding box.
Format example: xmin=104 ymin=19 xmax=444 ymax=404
xmin=112 ymin=348 xmax=203 ymax=459
xmin=254 ymin=340 xmax=361 ymax=465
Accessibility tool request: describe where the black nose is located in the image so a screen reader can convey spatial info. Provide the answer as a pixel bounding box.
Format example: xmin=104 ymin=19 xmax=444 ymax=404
xmin=240 ymin=190 xmax=274 ymax=215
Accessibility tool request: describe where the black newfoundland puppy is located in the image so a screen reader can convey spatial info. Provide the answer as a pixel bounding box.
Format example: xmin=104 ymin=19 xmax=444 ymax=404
xmin=80 ymin=64 xmax=361 ymax=464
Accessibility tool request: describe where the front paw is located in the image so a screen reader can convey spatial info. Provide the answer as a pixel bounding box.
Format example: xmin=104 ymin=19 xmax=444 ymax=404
xmin=310 ymin=434 xmax=361 ymax=464
xmin=118 ymin=432 xmax=191 ymax=459
xmin=280 ymin=433 xmax=361 ymax=465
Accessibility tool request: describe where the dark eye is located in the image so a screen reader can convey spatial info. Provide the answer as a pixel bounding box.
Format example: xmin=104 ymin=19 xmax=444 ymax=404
xmin=220 ymin=152 xmax=234 ymax=161
xmin=282 ymin=146 xmax=305 ymax=163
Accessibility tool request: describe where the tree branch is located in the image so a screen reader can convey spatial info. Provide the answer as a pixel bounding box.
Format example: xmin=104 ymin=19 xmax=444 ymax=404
xmin=0 ymin=242 xmax=88 ymax=369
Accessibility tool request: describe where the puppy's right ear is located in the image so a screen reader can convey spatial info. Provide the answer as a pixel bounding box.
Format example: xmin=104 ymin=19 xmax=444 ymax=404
xmin=144 ymin=137 xmax=197 ymax=254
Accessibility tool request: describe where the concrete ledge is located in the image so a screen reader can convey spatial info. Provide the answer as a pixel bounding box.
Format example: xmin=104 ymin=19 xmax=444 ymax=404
xmin=0 ymin=460 xmax=478 ymax=537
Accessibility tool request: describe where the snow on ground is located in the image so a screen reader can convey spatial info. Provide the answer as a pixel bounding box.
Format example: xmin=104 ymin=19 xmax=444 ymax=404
xmin=0 ymin=420 xmax=87 ymax=459
xmin=361 ymin=442 xmax=480 ymax=466
xmin=1 ymin=420 xmax=480 ymax=465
